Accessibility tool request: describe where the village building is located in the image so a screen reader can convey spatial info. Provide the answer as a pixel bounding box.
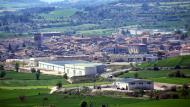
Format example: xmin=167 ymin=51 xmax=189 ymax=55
xmin=113 ymin=78 xmax=154 ymax=91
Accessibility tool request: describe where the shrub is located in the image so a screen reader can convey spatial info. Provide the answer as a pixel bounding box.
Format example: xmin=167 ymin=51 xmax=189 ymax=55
xmin=63 ymin=74 xmax=68 ymax=79
xmin=56 ymin=82 xmax=62 ymax=89
xmin=0 ymin=65 xmax=4 ymax=70
xmin=175 ymin=65 xmax=181 ymax=69
xmin=15 ymin=62 xmax=20 ymax=72
xmin=170 ymin=86 xmax=177 ymax=92
xmin=31 ymin=68 xmax=36 ymax=73
xmin=35 ymin=69 xmax=40 ymax=80
xmin=134 ymin=72 xmax=139 ymax=78
xmin=0 ymin=70 xmax=6 ymax=78
xmin=153 ymin=64 xmax=159 ymax=71
xmin=80 ymin=101 xmax=88 ymax=107
xmin=18 ymin=96 xmax=26 ymax=102
xmin=182 ymin=84 xmax=189 ymax=90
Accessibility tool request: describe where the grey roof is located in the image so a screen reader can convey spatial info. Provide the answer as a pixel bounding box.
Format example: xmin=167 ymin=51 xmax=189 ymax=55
xmin=42 ymin=60 xmax=89 ymax=66
xmin=117 ymin=78 xmax=152 ymax=83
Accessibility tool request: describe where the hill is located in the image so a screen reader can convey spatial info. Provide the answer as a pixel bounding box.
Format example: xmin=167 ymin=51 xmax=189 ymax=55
xmin=71 ymin=0 xmax=190 ymax=29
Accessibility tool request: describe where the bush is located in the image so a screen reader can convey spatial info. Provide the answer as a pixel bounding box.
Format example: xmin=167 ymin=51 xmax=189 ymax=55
xmin=35 ymin=69 xmax=40 ymax=80
xmin=56 ymin=82 xmax=62 ymax=89
xmin=0 ymin=65 xmax=4 ymax=70
xmin=182 ymin=84 xmax=189 ymax=90
xmin=0 ymin=70 xmax=6 ymax=78
xmin=80 ymin=101 xmax=88 ymax=107
xmin=63 ymin=74 xmax=68 ymax=79
xmin=175 ymin=65 xmax=181 ymax=69
xmin=153 ymin=64 xmax=160 ymax=71
xmin=170 ymin=86 xmax=177 ymax=92
xmin=18 ymin=96 xmax=26 ymax=102
xmin=31 ymin=68 xmax=36 ymax=73
xmin=134 ymin=72 xmax=139 ymax=78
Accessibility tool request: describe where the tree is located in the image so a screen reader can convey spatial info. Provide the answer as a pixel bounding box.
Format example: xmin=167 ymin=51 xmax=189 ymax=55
xmin=134 ymin=72 xmax=139 ymax=78
xmin=153 ymin=64 xmax=159 ymax=71
xmin=31 ymin=68 xmax=36 ymax=73
xmin=0 ymin=64 xmax=4 ymax=70
xmin=56 ymin=82 xmax=62 ymax=89
xmin=175 ymin=65 xmax=181 ymax=69
xmin=63 ymin=74 xmax=68 ymax=79
xmin=81 ymin=101 xmax=88 ymax=107
xmin=8 ymin=43 xmax=13 ymax=52
xmin=18 ymin=96 xmax=26 ymax=102
xmin=182 ymin=84 xmax=189 ymax=90
xmin=0 ymin=70 xmax=6 ymax=78
xmin=35 ymin=69 xmax=40 ymax=80
xmin=15 ymin=62 xmax=20 ymax=72
xmin=181 ymin=84 xmax=189 ymax=98
xmin=102 ymin=104 xmax=106 ymax=107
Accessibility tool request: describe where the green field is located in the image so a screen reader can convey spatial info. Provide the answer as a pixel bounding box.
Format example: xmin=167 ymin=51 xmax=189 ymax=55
xmin=0 ymin=71 xmax=111 ymax=90
xmin=139 ymin=55 xmax=190 ymax=68
xmin=0 ymin=89 xmax=190 ymax=107
xmin=40 ymin=8 xmax=78 ymax=20
xmin=119 ymin=69 xmax=190 ymax=84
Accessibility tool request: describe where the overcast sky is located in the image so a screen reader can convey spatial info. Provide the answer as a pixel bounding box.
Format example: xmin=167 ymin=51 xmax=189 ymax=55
xmin=40 ymin=0 xmax=80 ymax=3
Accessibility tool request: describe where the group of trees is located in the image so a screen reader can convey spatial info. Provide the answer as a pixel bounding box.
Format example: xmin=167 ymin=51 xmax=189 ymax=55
xmin=168 ymin=70 xmax=186 ymax=78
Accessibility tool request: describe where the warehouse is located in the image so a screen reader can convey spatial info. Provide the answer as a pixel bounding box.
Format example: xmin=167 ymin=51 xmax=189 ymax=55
xmin=38 ymin=60 xmax=106 ymax=77
xmin=113 ymin=78 xmax=154 ymax=91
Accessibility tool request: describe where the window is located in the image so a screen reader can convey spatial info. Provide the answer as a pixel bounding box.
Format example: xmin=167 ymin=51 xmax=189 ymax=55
xmin=139 ymin=82 xmax=143 ymax=85
xmin=130 ymin=82 xmax=135 ymax=85
xmin=147 ymin=82 xmax=151 ymax=84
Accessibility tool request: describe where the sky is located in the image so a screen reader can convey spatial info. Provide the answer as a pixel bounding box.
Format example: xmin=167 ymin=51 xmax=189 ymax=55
xmin=40 ymin=0 xmax=79 ymax=3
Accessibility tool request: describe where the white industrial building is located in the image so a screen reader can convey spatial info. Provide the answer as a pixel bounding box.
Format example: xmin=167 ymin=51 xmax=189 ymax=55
xmin=38 ymin=60 xmax=106 ymax=78
xmin=113 ymin=78 xmax=154 ymax=90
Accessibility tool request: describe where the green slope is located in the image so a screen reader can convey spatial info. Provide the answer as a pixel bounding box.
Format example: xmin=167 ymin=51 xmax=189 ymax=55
xmin=139 ymin=55 xmax=190 ymax=68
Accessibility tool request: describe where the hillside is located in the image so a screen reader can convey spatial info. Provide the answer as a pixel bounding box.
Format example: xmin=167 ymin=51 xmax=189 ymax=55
xmin=71 ymin=0 xmax=190 ymax=29
xmin=0 ymin=0 xmax=190 ymax=37
xmin=139 ymin=55 xmax=190 ymax=68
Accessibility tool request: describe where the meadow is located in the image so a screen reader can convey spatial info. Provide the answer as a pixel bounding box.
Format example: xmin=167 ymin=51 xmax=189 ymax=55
xmin=0 ymin=70 xmax=190 ymax=107
xmin=0 ymin=89 xmax=190 ymax=107
xmin=119 ymin=69 xmax=190 ymax=85
xmin=138 ymin=55 xmax=190 ymax=68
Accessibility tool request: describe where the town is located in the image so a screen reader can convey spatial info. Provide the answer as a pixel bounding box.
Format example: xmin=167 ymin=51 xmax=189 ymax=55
xmin=0 ymin=0 xmax=190 ymax=107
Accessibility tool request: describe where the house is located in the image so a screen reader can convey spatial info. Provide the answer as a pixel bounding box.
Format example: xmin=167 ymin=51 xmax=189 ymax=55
xmin=113 ymin=78 xmax=154 ymax=90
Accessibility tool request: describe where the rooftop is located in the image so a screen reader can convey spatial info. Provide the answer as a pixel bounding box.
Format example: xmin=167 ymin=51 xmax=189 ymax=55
xmin=41 ymin=60 xmax=89 ymax=66
xmin=117 ymin=78 xmax=152 ymax=83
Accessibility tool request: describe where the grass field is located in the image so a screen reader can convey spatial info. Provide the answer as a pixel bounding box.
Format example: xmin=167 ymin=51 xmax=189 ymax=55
xmin=139 ymin=55 xmax=190 ymax=68
xmin=119 ymin=69 xmax=190 ymax=84
xmin=0 ymin=71 xmax=111 ymax=89
xmin=39 ymin=8 xmax=78 ymax=20
xmin=0 ymin=89 xmax=190 ymax=107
